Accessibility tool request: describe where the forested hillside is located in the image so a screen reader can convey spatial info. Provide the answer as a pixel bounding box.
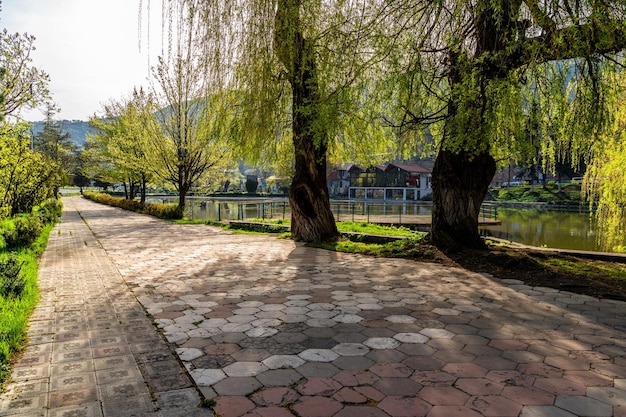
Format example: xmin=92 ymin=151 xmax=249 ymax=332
xmin=30 ymin=120 xmax=91 ymax=147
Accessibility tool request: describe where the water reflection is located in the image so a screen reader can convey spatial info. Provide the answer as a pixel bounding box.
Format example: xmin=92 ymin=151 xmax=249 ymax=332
xmin=480 ymin=208 xmax=603 ymax=252
xmin=152 ymin=197 xmax=620 ymax=252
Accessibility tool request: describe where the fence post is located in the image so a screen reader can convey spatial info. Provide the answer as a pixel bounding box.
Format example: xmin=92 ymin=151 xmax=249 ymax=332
xmin=218 ymin=203 xmax=221 ymax=221
xmin=352 ymin=202 xmax=355 ymax=222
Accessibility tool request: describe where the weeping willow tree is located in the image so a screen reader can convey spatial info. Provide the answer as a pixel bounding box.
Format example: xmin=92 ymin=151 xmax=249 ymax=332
xmin=147 ymin=0 xmax=626 ymax=247
xmin=584 ymin=69 xmax=626 ymax=252
xmin=371 ymin=0 xmax=626 ymax=249
xmin=145 ymin=0 xmax=400 ymax=241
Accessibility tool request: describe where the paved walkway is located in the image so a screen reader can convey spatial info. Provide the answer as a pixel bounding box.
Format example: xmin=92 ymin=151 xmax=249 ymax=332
xmin=1 ymin=196 xmax=626 ymax=417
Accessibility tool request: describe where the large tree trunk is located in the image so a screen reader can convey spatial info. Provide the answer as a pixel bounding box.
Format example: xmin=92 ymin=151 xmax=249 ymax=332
xmin=289 ymin=118 xmax=338 ymax=242
xmin=276 ymin=0 xmax=339 ymax=242
xmin=430 ymin=149 xmax=496 ymax=250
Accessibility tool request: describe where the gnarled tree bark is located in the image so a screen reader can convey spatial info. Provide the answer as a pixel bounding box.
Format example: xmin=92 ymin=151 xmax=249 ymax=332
xmin=274 ymin=0 xmax=339 ymax=242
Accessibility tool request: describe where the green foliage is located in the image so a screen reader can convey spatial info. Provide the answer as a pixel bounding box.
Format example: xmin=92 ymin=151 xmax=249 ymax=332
xmin=0 ymin=255 xmax=24 ymax=298
xmin=86 ymin=88 xmax=157 ymax=202
xmin=584 ymin=74 xmax=626 ymax=251
xmin=34 ymin=198 xmax=64 ymax=224
xmin=0 ymin=202 xmax=58 ymax=251
xmin=8 ymin=215 xmax=43 ymax=248
xmin=0 ymin=219 xmax=14 ymax=251
xmin=31 ymin=109 xmax=77 ymax=196
xmin=0 ymin=122 xmax=60 ymax=216
xmin=494 ymin=183 xmax=582 ymax=204
xmin=0 ymin=222 xmax=53 ymax=384
xmin=0 ymin=29 xmax=52 ymax=118
xmin=142 ymin=203 xmax=182 ymax=220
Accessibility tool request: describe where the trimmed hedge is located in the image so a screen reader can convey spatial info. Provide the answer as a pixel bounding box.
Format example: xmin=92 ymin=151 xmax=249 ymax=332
xmin=83 ymin=192 xmax=183 ymax=220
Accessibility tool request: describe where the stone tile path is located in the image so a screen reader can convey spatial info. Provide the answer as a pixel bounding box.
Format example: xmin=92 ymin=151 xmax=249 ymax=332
xmin=2 ymin=196 xmax=626 ymax=416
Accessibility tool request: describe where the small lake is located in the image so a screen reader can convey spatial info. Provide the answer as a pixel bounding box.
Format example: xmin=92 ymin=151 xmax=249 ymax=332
xmin=478 ymin=208 xmax=606 ymax=252
xmin=155 ymin=197 xmax=620 ymax=253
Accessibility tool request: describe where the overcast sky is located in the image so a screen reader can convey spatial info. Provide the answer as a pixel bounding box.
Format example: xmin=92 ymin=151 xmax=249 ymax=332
xmin=2 ymin=0 xmax=163 ymax=121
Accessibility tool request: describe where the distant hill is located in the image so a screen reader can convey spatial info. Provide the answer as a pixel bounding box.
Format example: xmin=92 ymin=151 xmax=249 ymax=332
xmin=29 ymin=120 xmax=94 ymax=148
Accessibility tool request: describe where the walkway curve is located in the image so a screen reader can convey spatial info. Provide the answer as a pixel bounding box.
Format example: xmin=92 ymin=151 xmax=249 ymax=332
xmin=1 ymin=196 xmax=626 ymax=417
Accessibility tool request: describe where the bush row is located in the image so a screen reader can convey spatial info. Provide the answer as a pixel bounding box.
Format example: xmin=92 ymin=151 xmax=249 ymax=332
xmin=0 ymin=199 xmax=63 ymax=251
xmin=83 ymin=192 xmax=182 ymax=220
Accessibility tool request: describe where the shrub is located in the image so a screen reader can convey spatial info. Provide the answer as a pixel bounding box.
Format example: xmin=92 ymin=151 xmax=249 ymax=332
xmin=34 ymin=199 xmax=63 ymax=225
xmin=0 ymin=255 xmax=25 ymax=298
xmin=8 ymin=214 xmax=43 ymax=248
xmin=0 ymin=219 xmax=16 ymax=251
xmin=143 ymin=203 xmax=183 ymax=220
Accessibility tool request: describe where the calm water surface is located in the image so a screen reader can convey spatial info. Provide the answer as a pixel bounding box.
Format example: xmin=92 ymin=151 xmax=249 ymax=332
xmin=159 ymin=197 xmax=618 ymax=253
xmin=480 ymin=208 xmax=605 ymax=252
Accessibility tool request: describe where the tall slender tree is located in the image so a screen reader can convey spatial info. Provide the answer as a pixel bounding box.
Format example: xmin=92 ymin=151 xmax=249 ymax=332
xmin=31 ymin=106 xmax=77 ymax=198
xmin=149 ymin=1 xmax=231 ymax=216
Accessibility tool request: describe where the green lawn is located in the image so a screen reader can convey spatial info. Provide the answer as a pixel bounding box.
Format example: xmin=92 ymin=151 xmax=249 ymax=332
xmin=0 ymin=223 xmax=53 ymax=388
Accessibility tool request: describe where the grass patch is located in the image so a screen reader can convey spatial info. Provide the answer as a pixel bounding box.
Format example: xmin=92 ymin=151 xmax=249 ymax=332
xmin=541 ymin=257 xmax=626 ymax=282
xmin=224 ymin=219 xmax=425 ymax=238
xmin=0 ymin=223 xmax=53 ymax=387
xmin=310 ymin=236 xmax=436 ymax=261
xmin=336 ymin=221 xmax=423 ymax=237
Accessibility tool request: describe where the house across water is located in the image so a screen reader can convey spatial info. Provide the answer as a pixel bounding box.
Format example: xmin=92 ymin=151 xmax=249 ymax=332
xmin=327 ymin=161 xmax=433 ymax=201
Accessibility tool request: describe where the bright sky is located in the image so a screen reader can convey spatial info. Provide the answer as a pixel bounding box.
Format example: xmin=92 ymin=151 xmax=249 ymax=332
xmin=1 ymin=0 xmax=163 ymax=122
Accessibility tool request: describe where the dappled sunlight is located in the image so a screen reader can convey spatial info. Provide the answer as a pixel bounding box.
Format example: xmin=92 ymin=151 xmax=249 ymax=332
xmin=49 ymin=196 xmax=626 ymax=417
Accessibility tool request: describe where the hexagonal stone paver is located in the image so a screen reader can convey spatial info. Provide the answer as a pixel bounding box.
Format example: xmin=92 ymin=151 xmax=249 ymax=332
xmin=466 ymin=394 xmax=522 ymax=417
xmin=554 ymin=395 xmax=613 ymax=416
xmin=189 ymin=368 xmax=226 ymax=386
xmin=363 ymin=337 xmax=400 ymax=350
xmin=213 ymin=376 xmax=262 ymax=396
xmin=420 ymin=328 xmax=455 ymax=339
xmin=223 ymin=361 xmax=268 ymax=377
xmin=176 ymin=347 xmax=203 ymax=361
xmin=385 ymin=315 xmax=416 ymax=323
xmin=262 ymin=355 xmax=306 ymax=369
xmin=427 ymin=405 xmax=484 ymax=417
xmin=256 ymin=369 xmax=303 ymax=387
xmin=586 ymin=386 xmax=626 ymax=405
xmin=501 ymin=386 xmax=555 ymax=406
xmin=332 ymin=343 xmax=369 ymax=356
xmin=332 ymin=387 xmax=368 ymax=403
xmin=370 ymin=363 xmax=412 ymax=378
xmin=298 ymin=349 xmax=340 ymax=362
xmin=374 ymin=377 xmax=422 ymax=396
xmin=332 ymin=356 xmax=375 ymax=371
xmin=334 ymin=314 xmax=364 ymax=323
xmin=296 ymin=377 xmax=342 ymax=396
xmin=213 ymin=395 xmax=255 ymax=416
xmin=378 ymin=395 xmax=431 ymax=417
xmin=292 ymin=396 xmax=343 ymax=417
xmin=519 ymin=405 xmax=579 ymax=417
xmin=394 ymin=333 xmax=429 ymax=344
